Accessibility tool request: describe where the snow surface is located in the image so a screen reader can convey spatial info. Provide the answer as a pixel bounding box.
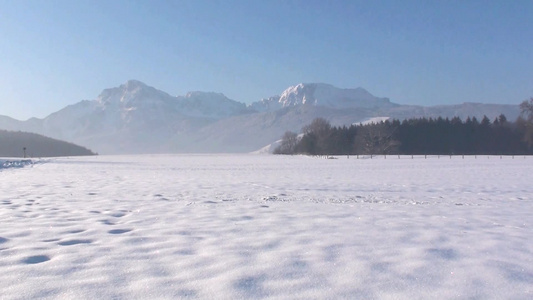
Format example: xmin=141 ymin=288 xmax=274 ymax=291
xmin=0 ymin=159 xmax=34 ymax=170
xmin=1 ymin=155 xmax=532 ymax=299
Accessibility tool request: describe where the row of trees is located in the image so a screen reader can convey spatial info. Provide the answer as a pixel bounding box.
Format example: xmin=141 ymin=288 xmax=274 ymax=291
xmin=275 ymin=98 xmax=533 ymax=156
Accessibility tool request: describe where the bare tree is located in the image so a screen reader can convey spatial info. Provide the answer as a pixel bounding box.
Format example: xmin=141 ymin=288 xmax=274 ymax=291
xmin=301 ymin=118 xmax=332 ymax=154
xmin=354 ymin=122 xmax=400 ymax=155
xmin=274 ymin=131 xmax=299 ymax=154
xmin=520 ymin=98 xmax=533 ymax=148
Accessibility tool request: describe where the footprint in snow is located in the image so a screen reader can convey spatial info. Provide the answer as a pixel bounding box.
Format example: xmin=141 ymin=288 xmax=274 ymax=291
xmin=110 ymin=211 xmax=128 ymax=218
xmin=99 ymin=219 xmax=116 ymax=226
xmin=427 ymin=248 xmax=458 ymax=260
xmin=64 ymin=229 xmax=86 ymax=234
xmin=22 ymin=255 xmax=51 ymax=264
xmin=58 ymin=239 xmax=93 ymax=246
xmin=42 ymin=238 xmax=60 ymax=243
xmin=108 ymin=229 xmax=132 ymax=235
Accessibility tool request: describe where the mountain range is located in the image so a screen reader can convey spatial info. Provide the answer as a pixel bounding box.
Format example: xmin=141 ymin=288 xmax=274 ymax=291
xmin=0 ymin=80 xmax=521 ymax=154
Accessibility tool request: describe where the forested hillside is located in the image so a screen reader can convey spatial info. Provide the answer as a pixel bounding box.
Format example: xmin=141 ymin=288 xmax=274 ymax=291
xmin=0 ymin=130 xmax=96 ymax=158
xmin=275 ymin=114 xmax=533 ymax=156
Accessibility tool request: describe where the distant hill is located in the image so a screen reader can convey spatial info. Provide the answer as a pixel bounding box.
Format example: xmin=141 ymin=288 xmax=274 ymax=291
xmin=0 ymin=130 xmax=96 ymax=158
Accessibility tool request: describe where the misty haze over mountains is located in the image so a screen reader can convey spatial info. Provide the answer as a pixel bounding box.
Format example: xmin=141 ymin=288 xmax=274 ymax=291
xmin=0 ymin=80 xmax=521 ymax=154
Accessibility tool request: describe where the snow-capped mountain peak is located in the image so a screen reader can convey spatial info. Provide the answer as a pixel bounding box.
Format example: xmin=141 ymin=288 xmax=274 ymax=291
xmin=96 ymin=80 xmax=173 ymax=107
xmin=177 ymin=91 xmax=248 ymax=118
xmin=250 ymin=83 xmax=394 ymax=112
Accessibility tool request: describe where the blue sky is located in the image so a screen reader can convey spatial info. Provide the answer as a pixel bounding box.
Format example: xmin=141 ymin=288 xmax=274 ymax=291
xmin=1 ymin=0 xmax=532 ymax=120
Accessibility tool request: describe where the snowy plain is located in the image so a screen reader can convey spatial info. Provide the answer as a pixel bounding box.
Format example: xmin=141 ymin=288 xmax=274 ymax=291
xmin=0 ymin=154 xmax=532 ymax=299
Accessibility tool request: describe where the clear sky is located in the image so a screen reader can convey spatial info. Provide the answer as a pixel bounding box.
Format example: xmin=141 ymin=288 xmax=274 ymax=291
xmin=1 ymin=0 xmax=532 ymax=120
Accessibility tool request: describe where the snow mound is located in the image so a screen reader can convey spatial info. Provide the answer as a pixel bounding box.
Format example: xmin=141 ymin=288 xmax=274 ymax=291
xmin=355 ymin=116 xmax=391 ymax=125
xmin=250 ymin=139 xmax=282 ymax=154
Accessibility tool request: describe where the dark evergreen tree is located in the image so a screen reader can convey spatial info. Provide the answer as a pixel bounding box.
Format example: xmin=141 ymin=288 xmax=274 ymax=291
xmin=275 ymin=115 xmax=532 ymax=156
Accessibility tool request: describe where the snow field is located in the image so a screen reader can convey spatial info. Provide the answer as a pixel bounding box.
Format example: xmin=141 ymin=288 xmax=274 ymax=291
xmin=0 ymin=154 xmax=532 ymax=299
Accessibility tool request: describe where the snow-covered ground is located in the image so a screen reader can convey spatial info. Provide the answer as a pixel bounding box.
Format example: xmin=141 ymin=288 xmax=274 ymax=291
xmin=0 ymin=159 xmax=34 ymax=170
xmin=1 ymin=154 xmax=531 ymax=299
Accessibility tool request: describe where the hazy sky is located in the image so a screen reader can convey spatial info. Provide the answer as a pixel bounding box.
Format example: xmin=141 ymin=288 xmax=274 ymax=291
xmin=1 ymin=0 xmax=532 ymax=120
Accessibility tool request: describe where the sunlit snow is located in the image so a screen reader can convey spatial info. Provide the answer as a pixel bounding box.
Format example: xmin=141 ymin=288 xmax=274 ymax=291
xmin=1 ymin=155 xmax=532 ymax=299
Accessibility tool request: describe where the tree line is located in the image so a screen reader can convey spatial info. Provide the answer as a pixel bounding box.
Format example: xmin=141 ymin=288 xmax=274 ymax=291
xmin=275 ymin=98 xmax=533 ymax=156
